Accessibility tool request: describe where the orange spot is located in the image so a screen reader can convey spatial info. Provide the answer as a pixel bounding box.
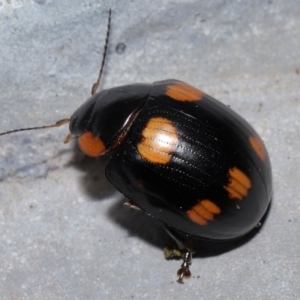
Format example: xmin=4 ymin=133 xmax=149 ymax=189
xmin=186 ymin=199 xmax=221 ymax=226
xmin=223 ymin=186 xmax=243 ymax=200
xmin=187 ymin=210 xmax=207 ymax=225
xmin=249 ymin=135 xmax=267 ymax=161
xmin=137 ymin=117 xmax=178 ymax=164
xmin=230 ymin=168 xmax=251 ymax=188
xmin=192 ymin=203 xmax=214 ymax=220
xmin=165 ymin=82 xmax=204 ymax=102
xmin=78 ymin=131 xmax=106 ymax=157
xmin=223 ymin=167 xmax=251 ymax=200
xmin=201 ymin=199 xmax=221 ymax=214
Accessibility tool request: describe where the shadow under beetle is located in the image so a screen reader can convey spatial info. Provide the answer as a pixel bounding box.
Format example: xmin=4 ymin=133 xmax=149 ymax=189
xmin=0 ymin=9 xmax=272 ymax=283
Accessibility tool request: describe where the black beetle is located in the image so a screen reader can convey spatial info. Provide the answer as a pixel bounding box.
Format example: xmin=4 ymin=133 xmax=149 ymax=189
xmin=68 ymin=78 xmax=272 ymax=282
xmin=0 ymin=10 xmax=272 ymax=283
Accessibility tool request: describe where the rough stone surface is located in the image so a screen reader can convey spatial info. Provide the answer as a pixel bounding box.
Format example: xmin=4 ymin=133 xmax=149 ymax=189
xmin=0 ymin=1 xmax=299 ymax=299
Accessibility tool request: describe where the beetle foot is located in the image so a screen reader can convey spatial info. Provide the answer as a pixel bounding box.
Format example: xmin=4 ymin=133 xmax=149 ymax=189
xmin=177 ymin=251 xmax=192 ymax=284
xmin=123 ymin=201 xmax=141 ymax=210
xmin=256 ymin=222 xmax=262 ymax=227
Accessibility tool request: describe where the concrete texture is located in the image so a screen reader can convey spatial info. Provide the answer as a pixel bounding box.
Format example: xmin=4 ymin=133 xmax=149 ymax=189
xmin=0 ymin=0 xmax=299 ymax=299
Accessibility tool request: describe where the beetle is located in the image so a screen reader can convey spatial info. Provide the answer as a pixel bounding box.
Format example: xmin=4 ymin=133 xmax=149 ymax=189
xmin=0 ymin=10 xmax=272 ymax=283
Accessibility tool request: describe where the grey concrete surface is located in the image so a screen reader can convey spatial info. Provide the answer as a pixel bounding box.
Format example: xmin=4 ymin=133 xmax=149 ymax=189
xmin=0 ymin=0 xmax=299 ymax=299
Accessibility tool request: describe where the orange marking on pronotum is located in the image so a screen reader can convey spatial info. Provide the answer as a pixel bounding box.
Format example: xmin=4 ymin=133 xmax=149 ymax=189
xmin=165 ymin=82 xmax=204 ymax=102
xmin=223 ymin=167 xmax=251 ymax=200
xmin=186 ymin=199 xmax=221 ymax=226
xmin=249 ymin=135 xmax=267 ymax=161
xmin=78 ymin=131 xmax=106 ymax=157
xmin=137 ymin=117 xmax=178 ymax=164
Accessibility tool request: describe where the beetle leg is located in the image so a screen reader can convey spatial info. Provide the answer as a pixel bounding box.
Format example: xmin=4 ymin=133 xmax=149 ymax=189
xmin=177 ymin=250 xmax=192 ymax=284
xmin=163 ymin=225 xmax=195 ymax=283
xmin=123 ymin=201 xmax=141 ymax=211
xmin=64 ymin=133 xmax=72 ymax=144
xmin=163 ymin=225 xmax=194 ymax=252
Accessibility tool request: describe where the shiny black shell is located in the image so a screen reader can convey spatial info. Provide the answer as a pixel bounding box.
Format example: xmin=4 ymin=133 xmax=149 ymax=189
xmin=69 ymin=79 xmax=272 ymax=241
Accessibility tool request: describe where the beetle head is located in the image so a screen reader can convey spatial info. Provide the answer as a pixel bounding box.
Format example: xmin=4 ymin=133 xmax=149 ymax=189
xmin=69 ymin=84 xmax=151 ymax=157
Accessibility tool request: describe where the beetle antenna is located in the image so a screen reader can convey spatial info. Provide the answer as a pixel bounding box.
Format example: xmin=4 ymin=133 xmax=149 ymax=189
xmin=91 ymin=8 xmax=112 ymax=96
xmin=0 ymin=118 xmax=70 ymax=137
xmin=0 ymin=10 xmax=111 ymax=140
